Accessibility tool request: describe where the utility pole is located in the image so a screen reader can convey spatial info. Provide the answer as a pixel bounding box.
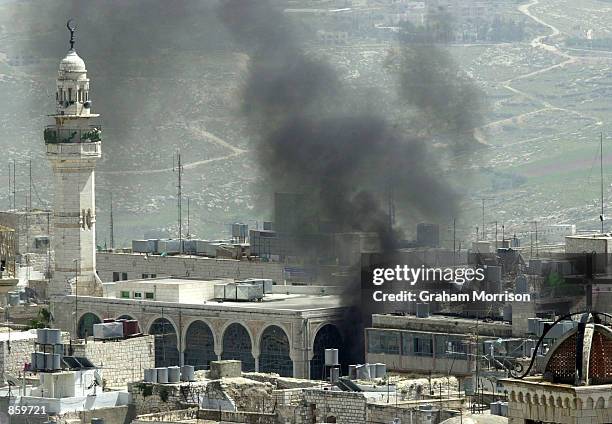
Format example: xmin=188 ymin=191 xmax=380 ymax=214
xmin=482 ymin=199 xmax=485 ymax=240
xmin=186 ymin=197 xmax=190 ymax=240
xmin=7 ymin=162 xmax=11 ymax=210
xmin=174 ymin=151 xmax=183 ymax=252
xmin=601 ymin=132 xmax=605 ymax=233
xmin=494 ymin=221 xmax=498 ymax=250
xmin=110 ymin=192 xmax=114 ymax=250
xmin=29 ymin=159 xmax=33 ymax=211
xmin=12 ymin=159 xmax=16 ymax=211
xmin=453 ymin=218 xmax=456 ymax=267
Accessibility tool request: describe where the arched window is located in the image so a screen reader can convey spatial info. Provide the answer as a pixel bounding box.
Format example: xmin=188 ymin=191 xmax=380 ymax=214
xmin=77 ymin=313 xmax=101 ymax=339
xmin=259 ymin=326 xmax=292 ymax=377
xmin=184 ymin=321 xmax=216 ymax=370
xmin=149 ymin=318 xmax=179 ymax=367
xmin=310 ymin=324 xmax=342 ymax=380
xmin=221 ymin=323 xmax=255 ymax=372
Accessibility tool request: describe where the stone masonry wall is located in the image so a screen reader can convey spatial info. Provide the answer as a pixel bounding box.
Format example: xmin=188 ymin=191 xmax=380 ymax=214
xmin=71 ymin=335 xmax=155 ymax=388
xmin=96 ymin=252 xmax=285 ymax=283
xmin=302 ymin=389 xmax=367 ymax=424
xmin=0 ymin=336 xmax=36 ymax=384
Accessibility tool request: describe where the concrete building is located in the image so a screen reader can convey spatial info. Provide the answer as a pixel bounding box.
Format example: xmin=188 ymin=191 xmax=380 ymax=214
xmin=50 ymin=277 xmax=351 ymax=379
xmin=366 ymin=313 xmax=513 ymax=376
xmin=44 ymin=23 xmax=102 ymax=297
xmin=502 ymin=313 xmax=612 ymax=424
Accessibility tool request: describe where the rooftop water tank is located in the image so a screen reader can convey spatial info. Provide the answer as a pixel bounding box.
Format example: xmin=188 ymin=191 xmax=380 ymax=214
xmin=168 ymin=366 xmax=180 ymax=383
xmin=374 ymin=363 xmax=386 ymax=378
xmin=181 ymin=365 xmax=195 ymax=382
xmin=330 ymin=367 xmax=340 ymax=383
xmin=37 ymin=328 xmax=48 ymax=345
xmin=348 ymin=365 xmax=357 ymax=380
xmin=324 ymin=349 xmax=339 ymax=366
xmin=47 ymin=329 xmax=62 ymax=345
xmin=156 ymin=367 xmax=168 ymax=384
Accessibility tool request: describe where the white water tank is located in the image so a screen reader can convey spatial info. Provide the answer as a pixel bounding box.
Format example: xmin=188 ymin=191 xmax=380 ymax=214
xmin=37 ymin=328 xmax=48 ymax=344
xmin=374 ymin=363 xmax=386 ymax=378
xmin=181 ymin=365 xmax=195 ymax=382
xmin=156 ymin=367 xmax=168 ymax=384
xmin=324 ymin=348 xmax=339 ymax=366
xmin=168 ymin=366 xmax=180 ymax=383
xmin=47 ymin=329 xmax=62 ymax=345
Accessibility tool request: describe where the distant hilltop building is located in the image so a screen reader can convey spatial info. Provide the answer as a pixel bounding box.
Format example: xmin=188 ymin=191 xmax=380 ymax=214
xmin=44 ymin=21 xmax=102 ymax=297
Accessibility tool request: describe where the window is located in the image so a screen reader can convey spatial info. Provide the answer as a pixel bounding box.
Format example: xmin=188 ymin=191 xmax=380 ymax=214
xmin=113 ymin=272 xmax=120 ymax=282
xmin=120 ymin=291 xmax=130 ymax=299
xmin=367 ymin=330 xmax=400 ymax=355
xmin=402 ymin=333 xmax=433 ymax=357
xmin=68 ymin=88 xmax=72 ymax=102
xmin=436 ymin=335 xmax=468 ymax=358
xmin=133 ymin=292 xmax=142 ymax=299
xmin=34 ymin=237 xmax=50 ymax=249
xmin=151 ymin=274 xmax=157 ymax=278
xmin=142 ymin=274 xmax=149 ymax=279
xmin=122 ymin=272 xmax=128 ymax=280
xmin=145 ymin=292 xmax=154 ymax=300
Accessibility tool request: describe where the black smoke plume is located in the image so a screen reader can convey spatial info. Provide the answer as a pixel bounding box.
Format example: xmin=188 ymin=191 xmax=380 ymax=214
xmin=220 ymin=1 xmax=482 ymax=251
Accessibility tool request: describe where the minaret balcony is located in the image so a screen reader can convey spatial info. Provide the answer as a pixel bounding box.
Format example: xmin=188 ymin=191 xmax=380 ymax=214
xmin=44 ymin=125 xmax=102 ymax=144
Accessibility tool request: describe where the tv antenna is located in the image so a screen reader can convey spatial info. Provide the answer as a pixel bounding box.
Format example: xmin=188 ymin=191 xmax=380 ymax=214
xmin=173 ymin=151 xmax=184 ymax=252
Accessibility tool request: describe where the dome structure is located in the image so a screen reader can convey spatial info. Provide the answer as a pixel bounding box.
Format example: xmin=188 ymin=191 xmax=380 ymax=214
xmin=59 ymin=50 xmax=86 ymax=73
xmin=541 ymin=313 xmax=612 ymax=386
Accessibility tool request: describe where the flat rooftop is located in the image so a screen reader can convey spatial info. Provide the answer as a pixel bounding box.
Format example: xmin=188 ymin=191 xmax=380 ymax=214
xmin=71 ymin=293 xmax=346 ymax=313
xmin=372 ymin=313 xmax=513 ymax=337
xmin=0 ymin=329 xmax=37 ymax=342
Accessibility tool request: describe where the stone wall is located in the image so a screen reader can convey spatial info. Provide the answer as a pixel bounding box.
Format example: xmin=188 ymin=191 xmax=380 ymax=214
xmin=0 ymin=334 xmax=36 ymax=384
xmin=96 ymin=251 xmax=285 ymax=283
xmin=71 ymin=335 xmax=155 ymax=388
xmin=132 ymin=407 xmax=198 ymax=423
xmin=198 ymin=409 xmax=276 ymax=423
xmin=367 ymin=399 xmax=464 ymax=424
xmin=302 ymin=389 xmax=367 ymax=424
xmin=129 ymin=381 xmax=202 ymax=416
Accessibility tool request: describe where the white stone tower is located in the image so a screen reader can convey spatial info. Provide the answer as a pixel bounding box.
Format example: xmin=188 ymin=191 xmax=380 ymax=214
xmin=45 ymin=20 xmax=102 ymax=297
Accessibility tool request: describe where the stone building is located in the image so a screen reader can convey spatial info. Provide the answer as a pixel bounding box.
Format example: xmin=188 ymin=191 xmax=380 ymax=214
xmin=502 ymin=313 xmax=612 ymax=424
xmin=50 ymin=277 xmax=352 ymax=380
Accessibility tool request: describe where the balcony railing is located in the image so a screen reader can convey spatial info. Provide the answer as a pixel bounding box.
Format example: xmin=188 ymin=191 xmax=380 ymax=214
xmin=44 ymin=126 xmax=102 ymax=144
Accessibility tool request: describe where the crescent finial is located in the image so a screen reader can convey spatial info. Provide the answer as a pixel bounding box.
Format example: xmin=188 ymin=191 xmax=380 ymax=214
xmin=66 ymin=19 xmax=77 ymax=50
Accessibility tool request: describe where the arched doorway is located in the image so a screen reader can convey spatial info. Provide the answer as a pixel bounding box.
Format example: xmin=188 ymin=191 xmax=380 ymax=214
xmin=77 ymin=313 xmax=101 ymax=339
xmin=259 ymin=325 xmax=292 ymax=377
xmin=310 ymin=324 xmax=342 ymax=380
xmin=184 ymin=320 xmax=216 ymax=370
xmin=221 ymin=323 xmax=255 ymax=372
xmin=149 ymin=318 xmax=179 ymax=367
xmin=77 ymin=312 xmax=102 ymax=339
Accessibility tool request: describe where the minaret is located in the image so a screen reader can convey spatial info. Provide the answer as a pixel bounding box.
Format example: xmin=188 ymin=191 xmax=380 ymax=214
xmin=44 ymin=20 xmax=102 ymax=297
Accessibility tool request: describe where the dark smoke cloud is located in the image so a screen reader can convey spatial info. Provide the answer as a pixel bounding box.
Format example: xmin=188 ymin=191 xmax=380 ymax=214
xmin=220 ymin=0 xmax=480 ymax=250
xmin=391 ymin=17 xmax=486 ymax=151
